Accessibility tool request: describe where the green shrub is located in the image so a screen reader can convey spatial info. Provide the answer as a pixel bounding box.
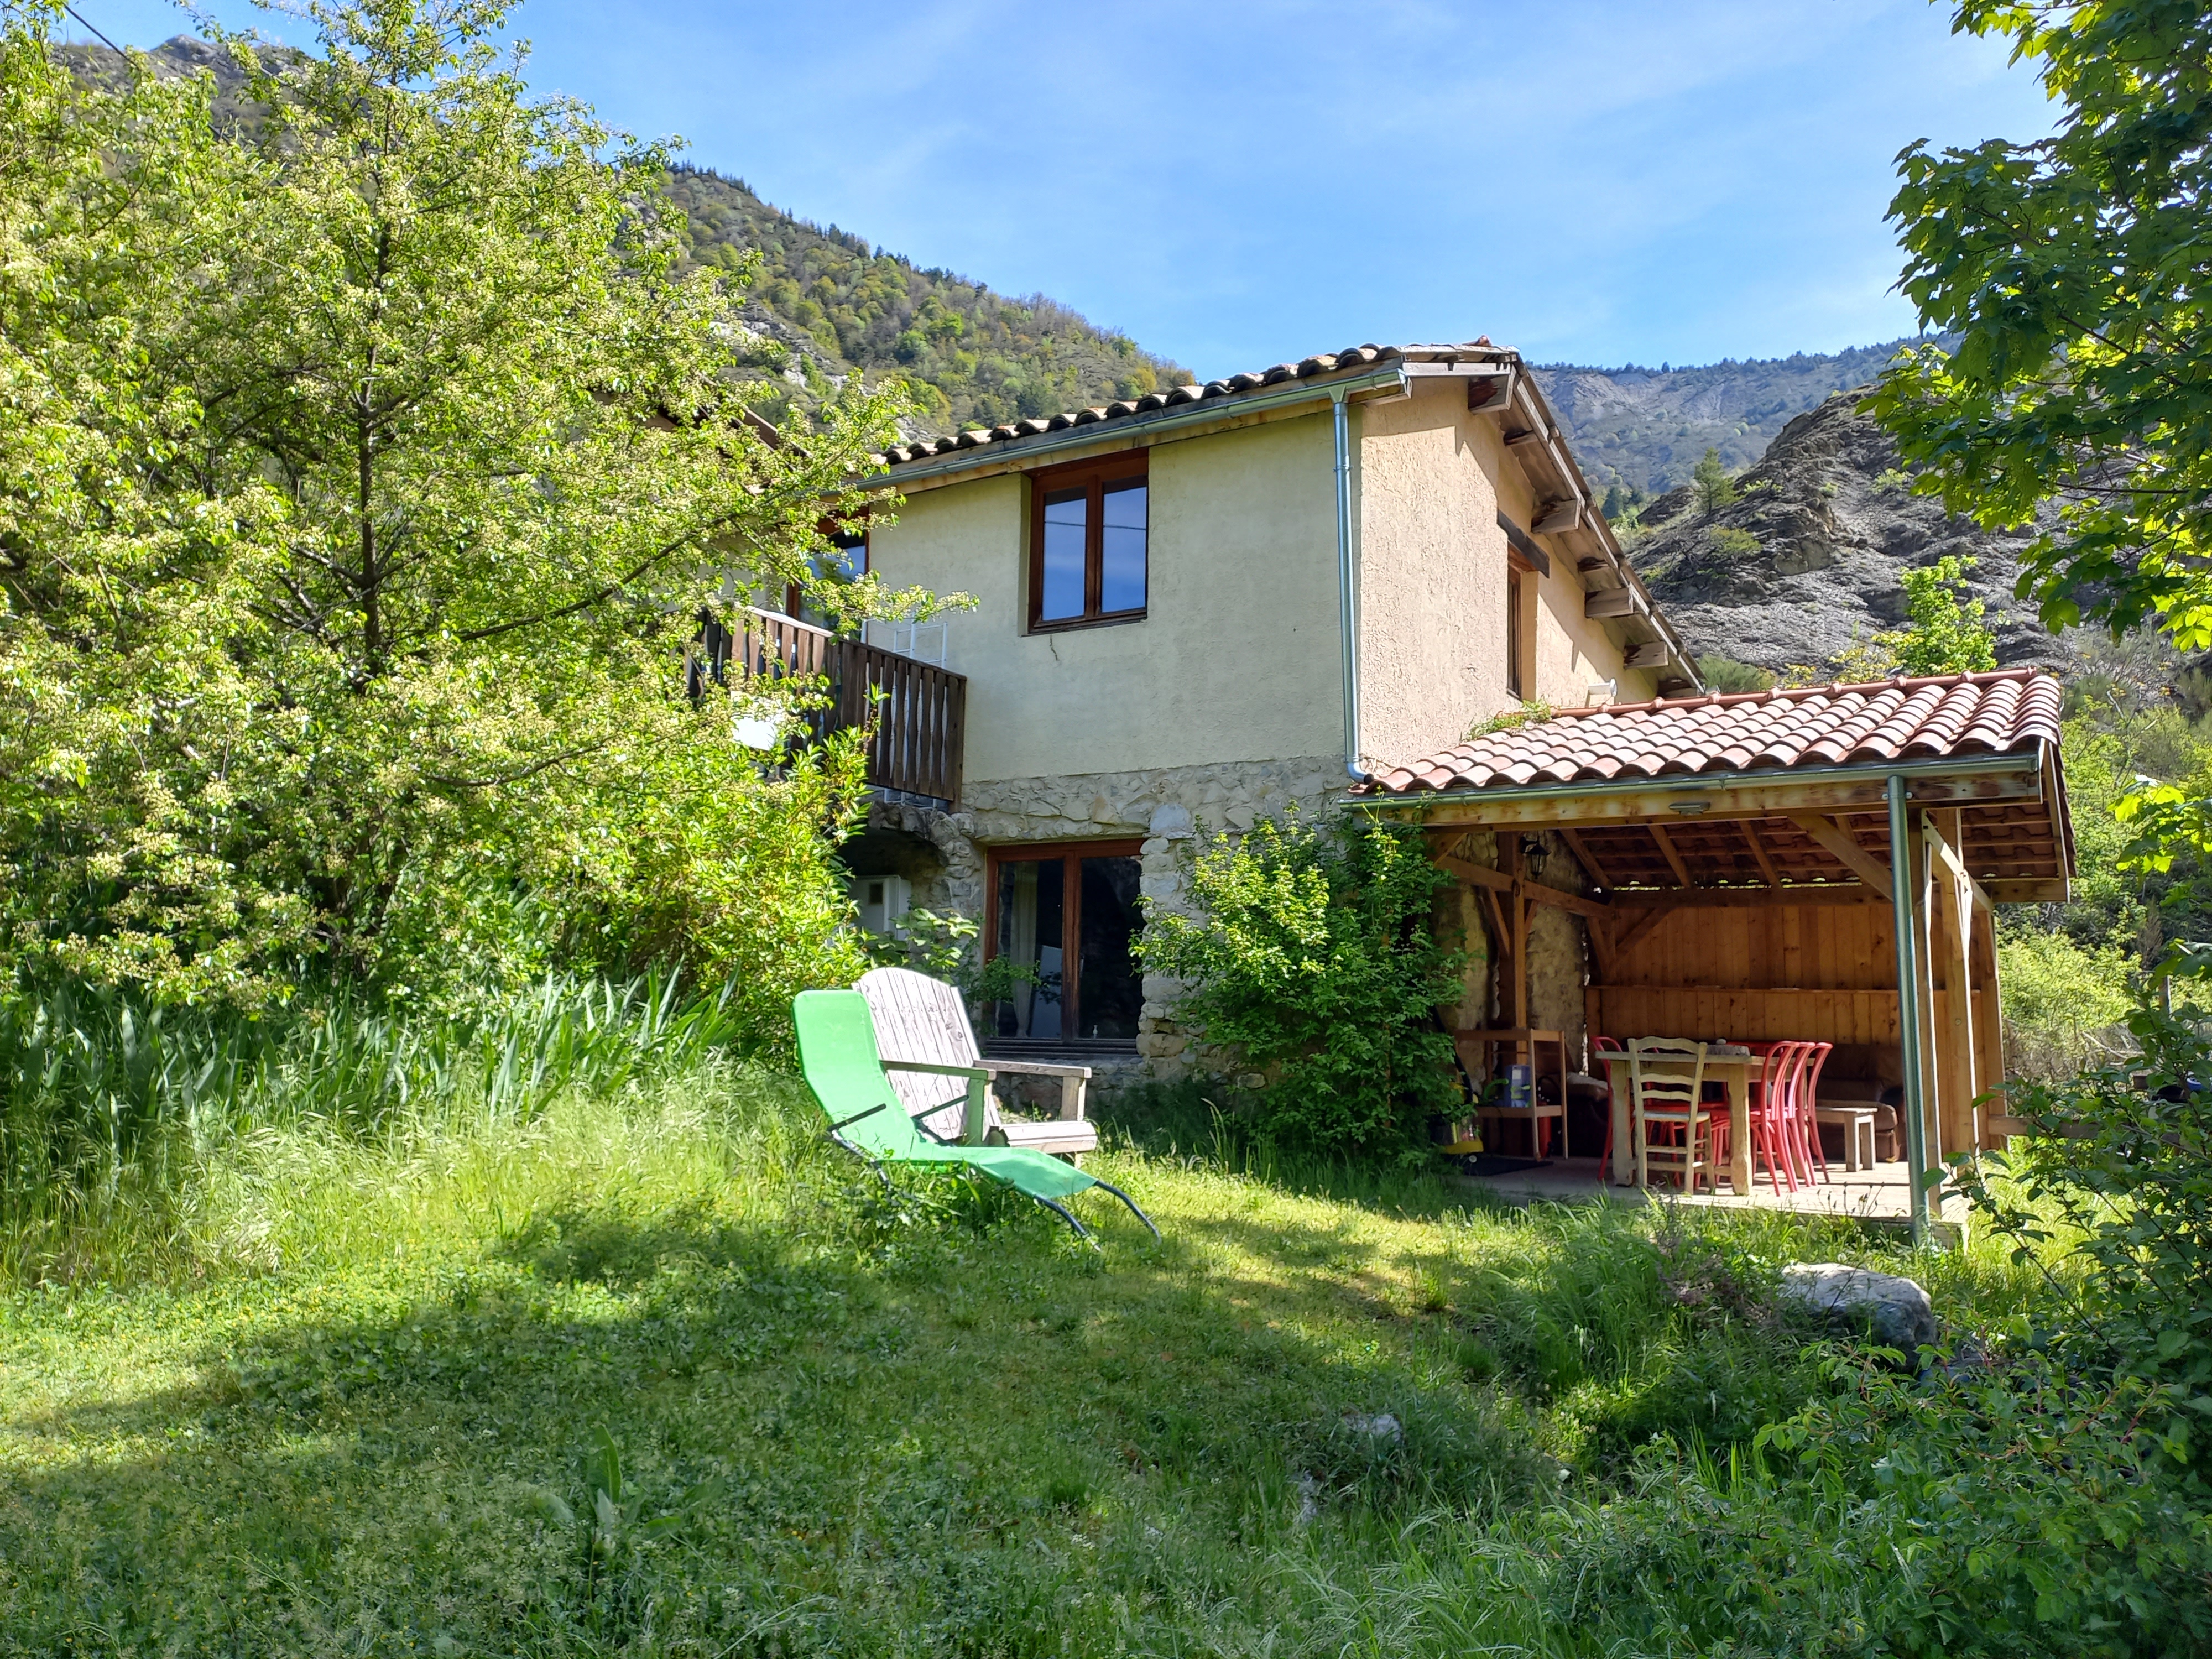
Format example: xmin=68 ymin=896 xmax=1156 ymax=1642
xmin=1754 ymin=1003 xmax=2212 ymax=1653
xmin=1970 ymin=1005 xmax=2212 ymax=1395
xmin=1136 ymin=815 xmax=1464 ymax=1156
xmin=1891 ymin=554 xmax=1999 ymax=675
xmin=1696 ymin=653 xmax=1775 ymax=693
xmin=1996 ymin=928 xmax=2136 ymax=1079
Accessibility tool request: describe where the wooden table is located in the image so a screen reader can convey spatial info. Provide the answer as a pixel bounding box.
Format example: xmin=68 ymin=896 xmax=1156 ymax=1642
xmin=1608 ymin=1044 xmax=1759 ymax=1193
xmin=1453 ymin=1027 xmax=1572 ymax=1158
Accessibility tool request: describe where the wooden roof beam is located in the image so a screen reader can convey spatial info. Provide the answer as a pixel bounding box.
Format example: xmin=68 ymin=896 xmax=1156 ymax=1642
xmin=1558 ymin=827 xmax=1614 ymax=889
xmin=1646 ymin=822 xmax=1695 ymax=887
xmin=1611 ymin=906 xmax=1673 ymax=961
xmin=1436 ymin=851 xmax=1613 ymax=924
xmin=1740 ymin=820 xmax=1782 ymax=887
xmin=1383 ymin=761 xmax=2047 ymax=831
xmin=1788 ymin=812 xmax=1893 ymax=900
xmin=1926 ymin=811 xmax=1995 ymax=914
xmin=1608 ymin=883 xmax=1881 ymax=909
xmin=1584 ymin=588 xmax=1646 ymax=620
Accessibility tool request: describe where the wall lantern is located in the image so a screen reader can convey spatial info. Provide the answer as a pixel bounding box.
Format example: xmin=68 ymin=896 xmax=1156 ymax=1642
xmin=1520 ymin=834 xmax=1550 ymax=882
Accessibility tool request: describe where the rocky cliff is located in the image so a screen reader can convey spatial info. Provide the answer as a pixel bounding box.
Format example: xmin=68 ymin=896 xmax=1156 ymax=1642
xmin=1625 ymin=390 xmax=2073 ymax=679
xmin=1530 ymin=341 xmax=1941 ymax=495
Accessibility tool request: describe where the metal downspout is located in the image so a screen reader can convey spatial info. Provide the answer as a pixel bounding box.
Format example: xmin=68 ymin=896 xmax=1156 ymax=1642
xmin=1333 ymin=388 xmax=1366 ymax=782
xmin=1888 ymin=773 xmax=1932 ymax=1245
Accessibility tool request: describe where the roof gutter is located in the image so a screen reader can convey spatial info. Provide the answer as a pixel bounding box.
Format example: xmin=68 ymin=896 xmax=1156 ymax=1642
xmin=873 ymin=364 xmax=1412 ymax=490
xmin=1340 ymin=747 xmax=2043 ymax=813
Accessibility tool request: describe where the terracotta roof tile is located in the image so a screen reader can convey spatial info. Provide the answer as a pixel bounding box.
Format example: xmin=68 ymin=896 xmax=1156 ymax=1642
xmin=1356 ymin=670 xmax=2062 ymax=797
xmin=870 ymin=342 xmax=1512 ymax=468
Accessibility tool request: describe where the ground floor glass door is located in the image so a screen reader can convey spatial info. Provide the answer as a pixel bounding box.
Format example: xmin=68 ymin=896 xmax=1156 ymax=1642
xmin=988 ymin=841 xmax=1144 ymax=1043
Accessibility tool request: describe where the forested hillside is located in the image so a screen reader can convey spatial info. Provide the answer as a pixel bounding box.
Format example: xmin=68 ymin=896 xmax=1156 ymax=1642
xmin=665 ymin=168 xmax=1190 ymax=435
xmin=1531 ymin=340 xmax=1940 ymax=499
xmin=72 ymin=38 xmax=1921 ymax=466
xmin=64 ymin=41 xmax=1190 ymax=440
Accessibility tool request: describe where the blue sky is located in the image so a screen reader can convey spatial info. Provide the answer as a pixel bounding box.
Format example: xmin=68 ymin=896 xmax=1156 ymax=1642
xmin=75 ymin=0 xmax=2056 ymax=378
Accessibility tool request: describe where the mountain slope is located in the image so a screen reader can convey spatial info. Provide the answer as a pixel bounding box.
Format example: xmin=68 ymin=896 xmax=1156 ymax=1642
xmin=1531 ymin=341 xmax=1940 ymax=498
xmin=1625 ymin=389 xmax=2071 ymax=678
xmin=61 ymin=38 xmax=1191 ymax=440
xmin=666 ymin=168 xmax=1190 ymax=436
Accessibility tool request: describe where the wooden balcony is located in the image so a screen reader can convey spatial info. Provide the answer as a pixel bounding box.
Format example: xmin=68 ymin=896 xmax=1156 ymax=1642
xmin=734 ymin=608 xmax=967 ymax=807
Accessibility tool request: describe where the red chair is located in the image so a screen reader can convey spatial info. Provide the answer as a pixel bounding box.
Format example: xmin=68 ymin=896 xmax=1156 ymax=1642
xmin=1742 ymin=1040 xmax=1806 ymax=1194
xmin=1792 ymin=1040 xmax=1834 ymax=1183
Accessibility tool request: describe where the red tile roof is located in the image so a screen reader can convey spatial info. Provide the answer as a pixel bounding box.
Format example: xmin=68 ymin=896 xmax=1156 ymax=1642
xmin=873 ymin=342 xmax=1505 ymax=468
xmin=1358 ymin=670 xmax=2063 ymax=797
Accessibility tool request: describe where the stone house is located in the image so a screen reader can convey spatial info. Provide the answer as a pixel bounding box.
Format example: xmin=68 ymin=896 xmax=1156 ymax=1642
xmin=781 ymin=341 xmax=1700 ymax=1082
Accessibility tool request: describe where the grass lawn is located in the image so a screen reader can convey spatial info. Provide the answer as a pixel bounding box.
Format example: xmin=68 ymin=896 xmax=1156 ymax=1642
xmin=0 ymin=1065 xmax=2037 ymax=1656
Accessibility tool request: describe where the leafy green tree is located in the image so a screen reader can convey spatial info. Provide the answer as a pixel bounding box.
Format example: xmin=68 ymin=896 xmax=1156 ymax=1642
xmin=1867 ymin=0 xmax=2212 ymax=866
xmin=1137 ymin=815 xmax=1464 ymax=1156
xmin=0 ymin=0 xmax=914 ymax=1011
xmin=1691 ymin=446 xmax=1736 ymax=514
xmin=1887 ymin=554 xmax=1999 ymax=675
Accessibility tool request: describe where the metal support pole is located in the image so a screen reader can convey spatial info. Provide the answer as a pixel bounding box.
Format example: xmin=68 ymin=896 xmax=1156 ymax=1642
xmin=1888 ymin=773 xmax=1932 ymax=1246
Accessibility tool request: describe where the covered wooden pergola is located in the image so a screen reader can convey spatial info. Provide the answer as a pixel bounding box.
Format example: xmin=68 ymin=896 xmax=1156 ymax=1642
xmin=1355 ymin=670 xmax=2073 ymax=1238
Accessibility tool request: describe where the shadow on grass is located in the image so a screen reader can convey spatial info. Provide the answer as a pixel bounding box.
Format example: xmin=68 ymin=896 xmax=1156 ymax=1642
xmin=0 ymin=1041 xmax=1923 ymax=1659
xmin=0 ymin=1171 xmax=1586 ymax=1652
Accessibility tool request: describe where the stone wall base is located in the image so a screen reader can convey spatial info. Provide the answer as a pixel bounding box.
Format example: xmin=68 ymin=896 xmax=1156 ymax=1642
xmin=842 ymin=755 xmax=1347 ymax=1085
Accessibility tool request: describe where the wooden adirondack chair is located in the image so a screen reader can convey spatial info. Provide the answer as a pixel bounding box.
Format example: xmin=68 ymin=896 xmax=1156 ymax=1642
xmin=855 ymin=967 xmax=1099 ymax=1157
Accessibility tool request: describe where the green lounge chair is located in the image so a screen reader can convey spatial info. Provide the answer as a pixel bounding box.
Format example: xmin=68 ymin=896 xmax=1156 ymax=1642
xmin=794 ymin=989 xmax=1156 ymax=1241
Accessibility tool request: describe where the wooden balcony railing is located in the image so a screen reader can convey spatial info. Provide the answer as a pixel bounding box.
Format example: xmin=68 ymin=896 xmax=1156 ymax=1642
xmin=734 ymin=608 xmax=967 ymax=807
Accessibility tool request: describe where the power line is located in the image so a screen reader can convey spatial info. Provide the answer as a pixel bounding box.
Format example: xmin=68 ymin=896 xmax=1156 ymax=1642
xmin=62 ymin=3 xmax=122 ymax=55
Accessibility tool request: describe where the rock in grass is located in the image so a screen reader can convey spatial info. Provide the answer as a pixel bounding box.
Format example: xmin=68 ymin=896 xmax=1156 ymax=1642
xmin=1780 ymin=1263 xmax=1936 ymax=1351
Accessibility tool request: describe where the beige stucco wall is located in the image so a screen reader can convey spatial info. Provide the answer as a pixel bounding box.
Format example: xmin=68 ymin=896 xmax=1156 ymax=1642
xmin=864 ymin=378 xmax=1660 ymax=794
xmin=865 ymin=416 xmax=1344 ymax=784
xmin=1354 ymin=379 xmax=1657 ymax=770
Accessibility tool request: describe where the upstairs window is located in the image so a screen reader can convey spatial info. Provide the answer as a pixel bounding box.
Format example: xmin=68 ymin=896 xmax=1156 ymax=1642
xmin=1506 ymin=566 xmax=1527 ymax=700
xmin=1029 ymin=453 xmax=1147 ymax=630
xmin=786 ymin=528 xmax=868 ymax=629
xmin=1500 ymin=512 xmax=1548 ymax=702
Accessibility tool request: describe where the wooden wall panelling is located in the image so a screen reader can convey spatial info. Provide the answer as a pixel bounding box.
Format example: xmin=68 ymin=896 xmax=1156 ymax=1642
xmin=1588 ymin=987 xmax=1902 ymax=1046
xmin=1600 ymin=901 xmax=1898 ymax=993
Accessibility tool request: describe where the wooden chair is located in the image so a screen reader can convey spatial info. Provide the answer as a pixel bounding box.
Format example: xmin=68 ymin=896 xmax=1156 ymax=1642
xmin=1627 ymin=1037 xmax=1720 ymax=1194
xmin=855 ymin=967 xmax=1098 ymax=1157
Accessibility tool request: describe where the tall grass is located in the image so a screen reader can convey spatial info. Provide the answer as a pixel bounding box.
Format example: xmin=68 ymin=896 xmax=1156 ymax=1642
xmin=0 ymin=970 xmax=760 ymax=1280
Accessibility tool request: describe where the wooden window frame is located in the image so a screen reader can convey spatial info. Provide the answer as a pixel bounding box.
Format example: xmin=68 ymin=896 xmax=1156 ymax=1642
xmin=787 ymin=520 xmax=869 ymax=619
xmin=1026 ymin=451 xmax=1149 ymax=633
xmin=982 ymin=838 xmax=1145 ymax=1041
xmin=1506 ymin=561 xmax=1528 ymax=700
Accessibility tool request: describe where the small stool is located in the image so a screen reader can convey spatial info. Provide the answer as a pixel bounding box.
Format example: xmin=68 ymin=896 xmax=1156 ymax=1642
xmin=1815 ymin=1105 xmax=1877 ymax=1172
